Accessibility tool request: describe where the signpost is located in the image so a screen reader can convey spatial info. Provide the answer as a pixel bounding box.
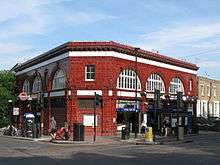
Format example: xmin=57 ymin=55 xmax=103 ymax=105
xmin=13 ymin=107 xmax=19 ymax=116
xmin=177 ymin=91 xmax=183 ymax=141
xmin=93 ymin=92 xmax=101 ymax=142
xmin=18 ymin=92 xmax=28 ymax=101
xmin=153 ymin=89 xmax=161 ymax=142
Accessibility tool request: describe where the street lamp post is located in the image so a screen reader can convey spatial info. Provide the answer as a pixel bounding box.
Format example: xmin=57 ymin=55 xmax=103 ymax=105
xmin=207 ymin=81 xmax=212 ymax=120
xmin=176 ymin=91 xmax=183 ymax=141
xmin=8 ymin=100 xmax=13 ymax=126
xmin=154 ymin=89 xmax=161 ymax=142
xmin=134 ymin=47 xmax=140 ymax=138
xmin=28 ymin=97 xmax=33 ymax=111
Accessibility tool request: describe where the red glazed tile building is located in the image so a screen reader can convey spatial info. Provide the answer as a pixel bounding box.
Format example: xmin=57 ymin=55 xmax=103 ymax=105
xmin=13 ymin=41 xmax=199 ymax=136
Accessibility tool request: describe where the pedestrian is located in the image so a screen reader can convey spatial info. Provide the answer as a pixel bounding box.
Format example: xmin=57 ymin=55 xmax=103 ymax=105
xmin=141 ymin=122 xmax=147 ymax=134
xmin=64 ymin=122 xmax=70 ymax=140
xmin=49 ymin=117 xmax=57 ymax=141
xmin=164 ymin=118 xmax=170 ymax=137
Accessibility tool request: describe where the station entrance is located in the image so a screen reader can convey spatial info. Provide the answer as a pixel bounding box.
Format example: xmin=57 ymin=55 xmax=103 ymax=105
xmin=116 ymin=100 xmax=141 ymax=132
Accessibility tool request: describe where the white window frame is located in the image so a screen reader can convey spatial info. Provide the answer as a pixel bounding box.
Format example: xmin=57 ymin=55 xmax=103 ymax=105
xmin=85 ymin=65 xmax=95 ymax=81
xmin=201 ymin=100 xmax=207 ymax=117
xmin=207 ymin=85 xmax=210 ymax=97
xmin=23 ymin=79 xmax=30 ymax=94
xmin=201 ymin=84 xmax=204 ymax=96
xmin=52 ymin=70 xmax=65 ymax=90
xmin=214 ymin=101 xmax=219 ymax=117
xmin=213 ymin=86 xmax=216 ymax=97
xmin=146 ymin=73 xmax=165 ymax=93
xmin=117 ymin=69 xmax=141 ymax=91
xmin=32 ymin=76 xmax=42 ymax=93
xmin=197 ymin=100 xmax=201 ymax=117
xmin=169 ymin=77 xmax=184 ymax=94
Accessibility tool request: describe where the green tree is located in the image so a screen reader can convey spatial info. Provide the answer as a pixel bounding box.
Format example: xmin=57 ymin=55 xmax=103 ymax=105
xmin=0 ymin=70 xmax=16 ymax=127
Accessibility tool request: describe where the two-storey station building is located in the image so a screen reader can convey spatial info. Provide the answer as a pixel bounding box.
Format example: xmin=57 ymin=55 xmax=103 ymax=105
xmin=13 ymin=41 xmax=199 ymax=136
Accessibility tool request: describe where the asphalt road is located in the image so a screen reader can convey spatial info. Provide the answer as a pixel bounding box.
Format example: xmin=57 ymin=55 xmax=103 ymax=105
xmin=0 ymin=132 xmax=219 ymax=165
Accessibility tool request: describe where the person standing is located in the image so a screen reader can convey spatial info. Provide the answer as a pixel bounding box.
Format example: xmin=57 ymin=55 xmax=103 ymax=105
xmin=50 ymin=117 xmax=57 ymax=141
xmin=164 ymin=118 xmax=170 ymax=137
xmin=64 ymin=122 xmax=70 ymax=140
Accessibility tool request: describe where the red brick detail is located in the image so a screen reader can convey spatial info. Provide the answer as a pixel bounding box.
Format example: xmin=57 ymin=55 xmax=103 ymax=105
xmin=15 ymin=52 xmax=198 ymax=136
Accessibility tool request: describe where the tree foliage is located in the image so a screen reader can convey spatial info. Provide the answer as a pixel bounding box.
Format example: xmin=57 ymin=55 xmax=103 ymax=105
xmin=0 ymin=70 xmax=16 ymax=127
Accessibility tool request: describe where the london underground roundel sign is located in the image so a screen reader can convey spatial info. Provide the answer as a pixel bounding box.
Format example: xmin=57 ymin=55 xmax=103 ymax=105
xmin=18 ymin=92 xmax=28 ymax=101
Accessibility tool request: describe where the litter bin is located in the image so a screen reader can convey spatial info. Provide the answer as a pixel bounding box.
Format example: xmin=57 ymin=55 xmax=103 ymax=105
xmin=73 ymin=123 xmax=84 ymax=141
xmin=178 ymin=126 xmax=184 ymax=140
xmin=121 ymin=127 xmax=129 ymax=140
xmin=144 ymin=127 xmax=153 ymax=142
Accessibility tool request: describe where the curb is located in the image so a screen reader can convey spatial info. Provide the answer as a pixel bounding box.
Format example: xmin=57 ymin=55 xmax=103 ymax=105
xmin=1 ymin=135 xmax=194 ymax=145
xmin=51 ymin=140 xmax=95 ymax=145
xmin=135 ymin=141 xmax=164 ymax=145
xmin=51 ymin=139 xmax=123 ymax=145
xmin=159 ymin=139 xmax=194 ymax=145
xmin=0 ymin=135 xmax=50 ymax=142
xmin=134 ymin=139 xmax=193 ymax=145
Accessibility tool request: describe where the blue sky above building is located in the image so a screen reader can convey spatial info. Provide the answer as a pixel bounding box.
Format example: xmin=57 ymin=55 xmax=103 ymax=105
xmin=0 ymin=0 xmax=220 ymax=79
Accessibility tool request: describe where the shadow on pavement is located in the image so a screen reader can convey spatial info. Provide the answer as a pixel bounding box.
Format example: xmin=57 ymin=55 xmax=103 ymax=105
xmin=0 ymin=151 xmax=219 ymax=165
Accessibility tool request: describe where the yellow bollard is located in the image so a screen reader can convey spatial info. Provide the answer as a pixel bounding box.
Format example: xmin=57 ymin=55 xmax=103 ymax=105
xmin=144 ymin=127 xmax=153 ymax=142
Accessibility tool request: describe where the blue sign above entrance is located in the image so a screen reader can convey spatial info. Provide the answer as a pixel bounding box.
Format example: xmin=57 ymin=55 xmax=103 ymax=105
xmin=116 ymin=100 xmax=140 ymax=112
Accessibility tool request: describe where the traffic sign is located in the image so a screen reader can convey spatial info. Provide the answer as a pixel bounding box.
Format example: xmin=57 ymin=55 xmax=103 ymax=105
xmin=13 ymin=107 xmax=19 ymax=116
xmin=18 ymin=92 xmax=28 ymax=101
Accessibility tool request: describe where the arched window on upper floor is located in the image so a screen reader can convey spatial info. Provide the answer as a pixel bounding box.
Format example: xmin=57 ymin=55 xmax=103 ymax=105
xmin=23 ymin=79 xmax=30 ymax=94
xmin=32 ymin=76 xmax=42 ymax=93
xmin=146 ymin=73 xmax=165 ymax=93
xmin=52 ymin=69 xmax=65 ymax=90
xmin=117 ymin=69 xmax=141 ymax=91
xmin=169 ymin=77 xmax=184 ymax=94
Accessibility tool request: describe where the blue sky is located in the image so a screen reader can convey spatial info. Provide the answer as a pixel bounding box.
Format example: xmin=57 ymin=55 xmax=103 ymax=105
xmin=0 ymin=0 xmax=220 ymax=79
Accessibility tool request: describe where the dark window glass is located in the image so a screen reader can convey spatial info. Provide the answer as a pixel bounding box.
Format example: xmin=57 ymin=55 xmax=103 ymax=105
xmin=51 ymin=97 xmax=66 ymax=108
xmin=78 ymin=98 xmax=101 ymax=109
xmin=43 ymin=98 xmax=48 ymax=108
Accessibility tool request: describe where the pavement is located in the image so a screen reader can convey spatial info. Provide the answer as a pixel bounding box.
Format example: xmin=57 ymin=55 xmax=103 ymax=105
xmin=0 ymin=131 xmax=209 ymax=145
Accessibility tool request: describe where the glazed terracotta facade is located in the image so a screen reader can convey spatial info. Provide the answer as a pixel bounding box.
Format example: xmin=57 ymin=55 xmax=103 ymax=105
xmin=13 ymin=41 xmax=199 ymax=136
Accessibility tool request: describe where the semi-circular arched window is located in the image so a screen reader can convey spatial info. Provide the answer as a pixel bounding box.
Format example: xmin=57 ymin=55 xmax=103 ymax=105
xmin=32 ymin=76 xmax=42 ymax=93
xmin=52 ymin=70 xmax=65 ymax=90
xmin=117 ymin=69 xmax=141 ymax=90
xmin=169 ymin=77 xmax=184 ymax=94
xmin=146 ymin=73 xmax=165 ymax=93
xmin=23 ymin=79 xmax=30 ymax=94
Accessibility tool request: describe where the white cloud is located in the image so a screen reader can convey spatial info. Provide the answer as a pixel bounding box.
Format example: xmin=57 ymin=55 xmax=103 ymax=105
xmin=0 ymin=43 xmax=33 ymax=68
xmin=0 ymin=43 xmax=31 ymax=55
xmin=198 ymin=61 xmax=220 ymax=68
xmin=0 ymin=0 xmax=116 ymax=70
xmin=0 ymin=0 xmax=116 ymax=38
xmin=64 ymin=12 xmax=116 ymax=25
xmin=138 ymin=23 xmax=220 ymax=53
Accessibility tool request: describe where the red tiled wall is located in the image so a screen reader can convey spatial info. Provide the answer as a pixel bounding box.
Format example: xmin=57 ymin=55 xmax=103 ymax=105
xmin=16 ymin=55 xmax=197 ymax=136
xmin=67 ymin=56 xmax=197 ymax=136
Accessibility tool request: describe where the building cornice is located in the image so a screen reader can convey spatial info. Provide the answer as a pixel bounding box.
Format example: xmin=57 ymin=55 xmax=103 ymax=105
xmin=13 ymin=41 xmax=199 ymax=72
